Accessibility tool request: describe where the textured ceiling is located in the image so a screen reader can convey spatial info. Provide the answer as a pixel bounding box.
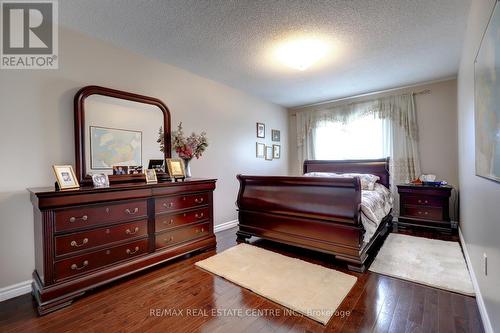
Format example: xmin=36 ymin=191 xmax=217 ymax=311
xmin=60 ymin=0 xmax=471 ymax=107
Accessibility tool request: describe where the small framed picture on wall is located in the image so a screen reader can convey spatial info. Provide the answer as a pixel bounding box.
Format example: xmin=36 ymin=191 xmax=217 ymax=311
xmin=265 ymin=146 xmax=273 ymax=161
xmin=256 ymin=142 xmax=265 ymax=158
xmin=256 ymin=122 xmax=265 ymax=138
xmin=273 ymin=144 xmax=281 ymax=159
xmin=271 ymin=129 xmax=280 ymax=142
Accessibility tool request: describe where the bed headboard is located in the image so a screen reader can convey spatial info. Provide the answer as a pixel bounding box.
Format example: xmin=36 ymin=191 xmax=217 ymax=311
xmin=303 ymin=158 xmax=390 ymax=188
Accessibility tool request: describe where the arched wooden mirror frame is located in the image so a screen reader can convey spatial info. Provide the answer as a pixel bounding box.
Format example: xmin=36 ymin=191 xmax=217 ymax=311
xmin=74 ymin=86 xmax=171 ymax=185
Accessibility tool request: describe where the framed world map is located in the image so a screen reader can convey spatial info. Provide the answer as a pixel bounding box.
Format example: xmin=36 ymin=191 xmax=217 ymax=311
xmin=90 ymin=126 xmax=142 ymax=169
xmin=474 ymin=1 xmax=500 ymax=183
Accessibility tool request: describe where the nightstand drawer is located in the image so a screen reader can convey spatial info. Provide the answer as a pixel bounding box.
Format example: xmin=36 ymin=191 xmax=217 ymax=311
xmin=402 ymin=205 xmax=443 ymax=221
xmin=402 ymin=195 xmax=443 ymax=207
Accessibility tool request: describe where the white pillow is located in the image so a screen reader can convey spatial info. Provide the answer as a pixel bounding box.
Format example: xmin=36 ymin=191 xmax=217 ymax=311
xmin=304 ymin=172 xmax=380 ymax=190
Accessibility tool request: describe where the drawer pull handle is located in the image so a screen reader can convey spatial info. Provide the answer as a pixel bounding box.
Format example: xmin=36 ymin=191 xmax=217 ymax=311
xmin=163 ymin=202 xmax=174 ymax=209
xmin=195 ymin=213 xmax=204 ymax=219
xmin=417 ymin=199 xmax=429 ymax=204
xmin=69 ymin=215 xmax=88 ymax=223
xmin=126 ymin=227 xmax=139 ymax=235
xmin=164 ymin=236 xmax=174 ymax=243
xmin=126 ymin=246 xmax=140 ymax=255
xmin=163 ymin=219 xmax=174 ymax=225
xmin=71 ymin=260 xmax=89 ymax=271
xmin=125 ymin=208 xmax=139 ymax=215
xmin=194 ymin=198 xmax=204 ymax=204
xmin=70 ymin=238 xmax=88 ymax=247
xmin=424 ymin=211 xmax=429 ymax=215
xmin=195 ymin=227 xmax=205 ymax=233
xmin=418 ymin=211 xmax=422 ymax=215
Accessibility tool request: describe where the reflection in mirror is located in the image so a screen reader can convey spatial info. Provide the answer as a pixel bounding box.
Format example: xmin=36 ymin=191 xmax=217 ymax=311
xmin=84 ymin=94 xmax=164 ymax=176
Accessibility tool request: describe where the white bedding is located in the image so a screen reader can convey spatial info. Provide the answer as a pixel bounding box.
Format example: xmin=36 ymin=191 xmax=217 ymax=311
xmin=360 ymin=183 xmax=393 ymax=243
xmin=304 ymin=172 xmax=393 ymax=243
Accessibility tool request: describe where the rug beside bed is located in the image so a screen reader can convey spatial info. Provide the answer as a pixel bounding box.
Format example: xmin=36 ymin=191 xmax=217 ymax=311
xmin=369 ymin=233 xmax=474 ymax=296
xmin=195 ymin=243 xmax=357 ymax=325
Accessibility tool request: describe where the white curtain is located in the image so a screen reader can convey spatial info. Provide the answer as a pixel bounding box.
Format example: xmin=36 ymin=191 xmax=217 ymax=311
xmin=295 ymin=93 xmax=421 ymax=214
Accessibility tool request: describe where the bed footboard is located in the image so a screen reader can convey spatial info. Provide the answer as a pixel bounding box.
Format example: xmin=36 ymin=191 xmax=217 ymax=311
xmin=236 ymin=175 xmax=376 ymax=269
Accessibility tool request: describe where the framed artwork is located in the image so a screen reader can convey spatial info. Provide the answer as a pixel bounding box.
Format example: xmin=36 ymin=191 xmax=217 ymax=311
xmin=91 ymin=173 xmax=109 ymax=188
xmin=474 ymin=1 xmax=500 ymax=183
xmin=145 ymin=169 xmax=158 ymax=184
xmin=256 ymin=142 xmax=265 ymax=158
xmin=265 ymin=146 xmax=273 ymax=161
xmin=271 ymin=129 xmax=280 ymax=142
xmin=90 ymin=126 xmax=142 ymax=170
xmin=256 ymin=122 xmax=265 ymax=138
xmin=166 ymin=158 xmax=186 ymax=178
xmin=53 ymin=165 xmax=80 ymax=190
xmin=112 ymin=165 xmax=128 ymax=175
xmin=273 ymin=144 xmax=281 ymax=159
xmin=148 ymin=159 xmax=164 ymax=172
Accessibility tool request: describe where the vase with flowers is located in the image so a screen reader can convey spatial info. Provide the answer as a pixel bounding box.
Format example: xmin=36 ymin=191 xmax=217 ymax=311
xmin=157 ymin=122 xmax=208 ymax=178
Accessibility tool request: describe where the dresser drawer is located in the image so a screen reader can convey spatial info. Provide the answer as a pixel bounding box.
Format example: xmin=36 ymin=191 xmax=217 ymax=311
xmin=155 ymin=192 xmax=209 ymax=213
xmin=55 ymin=219 xmax=148 ymax=256
xmin=155 ymin=207 xmax=209 ymax=232
xmin=54 ymin=239 xmax=148 ymax=281
xmin=155 ymin=222 xmax=210 ymax=250
xmin=55 ymin=200 xmax=148 ymax=233
xmin=402 ymin=205 xmax=443 ymax=221
xmin=401 ymin=195 xmax=443 ymax=207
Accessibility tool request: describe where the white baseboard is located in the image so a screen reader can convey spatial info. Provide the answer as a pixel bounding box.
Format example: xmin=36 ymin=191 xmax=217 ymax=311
xmin=214 ymin=219 xmax=238 ymax=233
xmin=458 ymin=227 xmax=493 ymax=333
xmin=0 ymin=280 xmax=32 ymax=302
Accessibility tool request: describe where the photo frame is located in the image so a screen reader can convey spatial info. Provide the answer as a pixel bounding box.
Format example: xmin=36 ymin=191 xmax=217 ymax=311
xmin=148 ymin=159 xmax=165 ymax=172
xmin=112 ymin=165 xmax=129 ymax=175
xmin=273 ymin=144 xmax=281 ymax=159
xmin=166 ymin=158 xmax=186 ymax=179
xmin=265 ymin=146 xmax=273 ymax=161
xmin=256 ymin=142 xmax=265 ymax=158
xmin=145 ymin=169 xmax=158 ymax=184
xmin=256 ymin=122 xmax=265 ymax=138
xmin=53 ymin=165 xmax=80 ymax=190
xmin=271 ymin=129 xmax=280 ymax=142
xmin=91 ymin=173 xmax=110 ymax=188
xmin=128 ymin=166 xmax=143 ymax=175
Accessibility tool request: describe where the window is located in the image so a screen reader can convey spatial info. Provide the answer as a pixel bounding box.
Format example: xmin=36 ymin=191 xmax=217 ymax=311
xmin=314 ymin=114 xmax=387 ymax=160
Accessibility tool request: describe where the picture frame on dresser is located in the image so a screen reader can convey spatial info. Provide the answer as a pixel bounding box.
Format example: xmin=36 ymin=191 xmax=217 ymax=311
xmin=53 ymin=165 xmax=80 ymax=190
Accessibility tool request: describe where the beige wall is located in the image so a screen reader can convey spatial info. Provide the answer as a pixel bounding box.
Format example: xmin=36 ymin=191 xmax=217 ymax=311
xmin=288 ymin=79 xmax=459 ymax=199
xmin=0 ymin=28 xmax=289 ymax=289
xmin=458 ymin=0 xmax=499 ymax=331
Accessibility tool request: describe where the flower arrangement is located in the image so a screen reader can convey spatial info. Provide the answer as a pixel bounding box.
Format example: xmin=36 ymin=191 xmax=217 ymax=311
xmin=157 ymin=122 xmax=208 ymax=160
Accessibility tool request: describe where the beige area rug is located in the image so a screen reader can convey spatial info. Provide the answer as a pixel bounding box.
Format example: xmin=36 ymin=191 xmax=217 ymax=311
xmin=195 ymin=243 xmax=357 ymax=324
xmin=369 ymin=233 xmax=474 ymax=296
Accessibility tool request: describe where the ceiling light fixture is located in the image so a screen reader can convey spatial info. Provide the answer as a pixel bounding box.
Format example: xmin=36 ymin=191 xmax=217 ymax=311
xmin=274 ymin=37 xmax=330 ymax=71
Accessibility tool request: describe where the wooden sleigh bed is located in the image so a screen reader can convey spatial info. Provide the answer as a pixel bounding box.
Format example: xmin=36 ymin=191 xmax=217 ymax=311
xmin=236 ymin=158 xmax=392 ymax=272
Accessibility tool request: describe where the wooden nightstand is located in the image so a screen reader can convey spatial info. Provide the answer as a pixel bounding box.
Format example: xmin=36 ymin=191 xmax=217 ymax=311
xmin=396 ymin=184 xmax=453 ymax=233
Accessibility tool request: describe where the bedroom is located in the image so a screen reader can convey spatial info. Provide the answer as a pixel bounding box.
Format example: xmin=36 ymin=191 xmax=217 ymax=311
xmin=0 ymin=0 xmax=498 ymax=332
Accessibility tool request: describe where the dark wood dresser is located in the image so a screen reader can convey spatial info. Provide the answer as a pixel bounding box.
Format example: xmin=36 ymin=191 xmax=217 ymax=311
xmin=396 ymin=184 xmax=453 ymax=233
xmin=29 ymin=178 xmax=216 ymax=315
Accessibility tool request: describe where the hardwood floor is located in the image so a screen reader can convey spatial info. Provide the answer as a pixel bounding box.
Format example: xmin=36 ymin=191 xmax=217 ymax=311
xmin=0 ymin=227 xmax=483 ymax=333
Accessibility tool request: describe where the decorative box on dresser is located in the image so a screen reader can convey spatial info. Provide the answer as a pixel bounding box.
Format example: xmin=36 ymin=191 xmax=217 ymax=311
xmin=29 ymin=178 xmax=216 ymax=315
xmin=396 ymin=184 xmax=454 ymax=233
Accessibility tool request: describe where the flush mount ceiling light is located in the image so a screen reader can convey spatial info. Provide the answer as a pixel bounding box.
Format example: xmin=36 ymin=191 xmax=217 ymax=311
xmin=273 ymin=37 xmax=331 ymax=71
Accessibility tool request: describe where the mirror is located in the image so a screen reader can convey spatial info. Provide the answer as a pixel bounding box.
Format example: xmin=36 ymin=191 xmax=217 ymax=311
xmin=75 ymin=86 xmax=171 ymax=184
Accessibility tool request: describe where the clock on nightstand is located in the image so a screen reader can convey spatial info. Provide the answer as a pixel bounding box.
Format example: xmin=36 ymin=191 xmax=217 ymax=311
xmin=396 ymin=184 xmax=454 ymax=233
